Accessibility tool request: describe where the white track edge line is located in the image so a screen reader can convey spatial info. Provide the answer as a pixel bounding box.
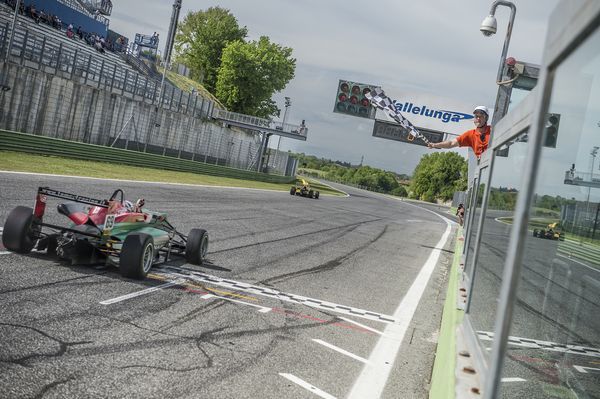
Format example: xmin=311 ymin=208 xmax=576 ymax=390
xmin=312 ymin=339 xmax=369 ymax=364
xmin=278 ymin=373 xmax=337 ymax=399
xmin=348 ymin=200 xmax=453 ymax=399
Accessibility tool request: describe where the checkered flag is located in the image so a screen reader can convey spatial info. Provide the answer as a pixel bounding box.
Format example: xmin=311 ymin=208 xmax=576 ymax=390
xmin=365 ymin=88 xmax=431 ymax=145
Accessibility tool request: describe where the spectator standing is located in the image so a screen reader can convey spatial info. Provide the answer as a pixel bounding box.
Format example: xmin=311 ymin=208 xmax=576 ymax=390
xmin=456 ymin=204 xmax=465 ymax=226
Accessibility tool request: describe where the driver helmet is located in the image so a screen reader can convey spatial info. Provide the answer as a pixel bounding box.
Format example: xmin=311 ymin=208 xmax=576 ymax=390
xmin=473 ymin=105 xmax=489 ymax=117
xmin=124 ymin=200 xmax=135 ymax=212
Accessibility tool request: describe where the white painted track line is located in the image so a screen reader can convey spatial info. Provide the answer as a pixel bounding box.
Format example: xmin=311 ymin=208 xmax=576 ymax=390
xmin=100 ymin=279 xmax=185 ymax=305
xmin=279 ymin=373 xmax=337 ymax=399
xmin=201 ymin=293 xmax=272 ymax=313
xmin=338 ymin=316 xmax=385 ymax=336
xmin=312 ymin=339 xmax=369 ymax=364
xmin=501 ymin=377 xmax=526 ymax=382
xmin=348 ymin=201 xmax=453 ymax=399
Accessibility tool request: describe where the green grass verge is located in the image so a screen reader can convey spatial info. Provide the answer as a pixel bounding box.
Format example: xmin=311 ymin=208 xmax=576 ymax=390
xmin=297 ymin=167 xmax=327 ymax=178
xmin=0 ymin=151 xmax=347 ymax=195
xmin=429 ymin=228 xmax=464 ymax=399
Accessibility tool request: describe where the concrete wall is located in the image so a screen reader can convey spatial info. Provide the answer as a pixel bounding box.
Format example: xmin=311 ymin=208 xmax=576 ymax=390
xmin=0 ymin=62 xmax=269 ymax=170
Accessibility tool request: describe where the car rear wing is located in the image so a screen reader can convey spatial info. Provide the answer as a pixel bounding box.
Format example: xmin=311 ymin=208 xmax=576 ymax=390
xmin=34 ymin=187 xmax=108 ymax=219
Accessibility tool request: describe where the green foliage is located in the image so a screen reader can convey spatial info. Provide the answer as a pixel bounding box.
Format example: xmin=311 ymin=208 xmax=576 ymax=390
xmin=215 ymin=37 xmax=296 ymax=118
xmin=293 ymin=153 xmax=407 ymax=196
xmin=174 ymin=7 xmax=248 ymax=92
xmin=410 ymin=152 xmax=467 ymax=202
xmin=488 ymin=187 xmax=518 ymax=210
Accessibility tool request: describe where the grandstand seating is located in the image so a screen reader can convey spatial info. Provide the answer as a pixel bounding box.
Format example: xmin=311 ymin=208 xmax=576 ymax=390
xmin=21 ymin=0 xmax=107 ymax=37
xmin=0 ymin=5 xmax=127 ymax=70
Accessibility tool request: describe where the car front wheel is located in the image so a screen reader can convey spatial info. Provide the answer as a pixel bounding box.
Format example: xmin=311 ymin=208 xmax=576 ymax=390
xmin=186 ymin=228 xmax=208 ymax=265
xmin=120 ymin=233 xmax=154 ymax=279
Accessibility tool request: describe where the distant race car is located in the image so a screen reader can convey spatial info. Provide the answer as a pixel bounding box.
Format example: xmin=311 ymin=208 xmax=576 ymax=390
xmin=1 ymin=187 xmax=209 ymax=279
xmin=532 ymin=222 xmax=565 ymax=241
xmin=290 ymin=179 xmax=320 ymax=199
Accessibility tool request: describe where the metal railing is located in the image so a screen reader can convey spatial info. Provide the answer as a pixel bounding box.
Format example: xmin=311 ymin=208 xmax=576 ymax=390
xmin=213 ymin=109 xmax=308 ymax=139
xmin=0 ymin=20 xmax=216 ymax=118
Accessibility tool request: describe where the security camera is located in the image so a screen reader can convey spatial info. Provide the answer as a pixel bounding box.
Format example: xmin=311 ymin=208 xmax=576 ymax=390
xmin=480 ymin=15 xmax=497 ymax=36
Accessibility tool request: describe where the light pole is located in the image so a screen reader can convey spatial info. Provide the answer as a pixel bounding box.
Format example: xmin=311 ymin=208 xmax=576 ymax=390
xmin=480 ymin=0 xmax=517 ymax=126
xmin=480 ymin=4 xmax=517 ymax=397
xmin=275 ymin=97 xmax=291 ymax=171
xmin=146 ymin=0 xmax=181 ymax=153
xmin=157 ymin=0 xmax=182 ymax=107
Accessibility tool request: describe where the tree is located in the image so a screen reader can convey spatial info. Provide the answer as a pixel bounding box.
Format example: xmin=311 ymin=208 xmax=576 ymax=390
xmin=174 ymin=7 xmax=247 ymax=92
xmin=410 ymin=152 xmax=467 ymax=202
xmin=215 ymin=36 xmax=296 ymax=118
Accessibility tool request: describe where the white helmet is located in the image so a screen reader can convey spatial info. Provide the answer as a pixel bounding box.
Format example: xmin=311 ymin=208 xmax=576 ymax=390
xmin=473 ymin=106 xmax=489 ymax=117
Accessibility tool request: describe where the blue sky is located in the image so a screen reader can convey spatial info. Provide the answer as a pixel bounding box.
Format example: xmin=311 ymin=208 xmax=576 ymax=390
xmin=109 ymin=0 xmax=560 ymax=175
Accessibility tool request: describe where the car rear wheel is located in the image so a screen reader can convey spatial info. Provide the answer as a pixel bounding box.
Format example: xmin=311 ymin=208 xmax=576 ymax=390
xmin=120 ymin=233 xmax=154 ymax=279
xmin=290 ymin=187 xmax=296 ymax=195
xmin=314 ymin=191 xmax=320 ymax=199
xmin=186 ymin=228 xmax=208 ymax=265
xmin=2 ymin=206 xmax=39 ymax=254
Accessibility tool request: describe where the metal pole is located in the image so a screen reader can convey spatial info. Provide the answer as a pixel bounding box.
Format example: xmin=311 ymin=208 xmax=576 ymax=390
xmin=276 ymin=97 xmax=291 ymax=172
xmin=4 ymin=0 xmax=20 ymax=62
xmin=157 ymin=0 xmax=182 ymax=107
xmin=583 ymin=147 xmax=599 ymax=242
xmin=489 ymin=1 xmax=517 ymax=126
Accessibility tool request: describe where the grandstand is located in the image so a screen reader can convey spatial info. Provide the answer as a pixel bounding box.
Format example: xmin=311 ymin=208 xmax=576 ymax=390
xmin=0 ymin=0 xmax=299 ymax=176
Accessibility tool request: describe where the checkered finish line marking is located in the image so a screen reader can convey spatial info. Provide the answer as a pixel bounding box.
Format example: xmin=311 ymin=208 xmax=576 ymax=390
xmin=478 ymin=331 xmax=600 ymax=358
xmin=155 ymin=266 xmax=399 ymax=325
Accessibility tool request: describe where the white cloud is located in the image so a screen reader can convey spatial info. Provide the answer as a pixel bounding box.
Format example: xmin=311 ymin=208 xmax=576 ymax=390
xmin=108 ymin=0 xmax=560 ymax=175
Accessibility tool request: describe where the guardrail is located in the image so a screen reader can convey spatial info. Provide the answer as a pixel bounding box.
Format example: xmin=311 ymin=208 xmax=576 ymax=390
xmin=0 ymin=130 xmax=295 ymax=184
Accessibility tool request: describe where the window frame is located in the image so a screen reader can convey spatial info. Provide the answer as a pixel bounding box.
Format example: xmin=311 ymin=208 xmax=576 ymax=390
xmin=457 ymin=2 xmax=600 ymax=398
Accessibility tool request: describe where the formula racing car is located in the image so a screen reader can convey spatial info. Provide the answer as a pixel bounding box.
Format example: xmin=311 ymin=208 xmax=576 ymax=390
xmin=532 ymin=222 xmax=565 ymax=241
xmin=2 ymin=187 xmax=209 ymax=279
xmin=290 ymin=178 xmax=320 ymax=199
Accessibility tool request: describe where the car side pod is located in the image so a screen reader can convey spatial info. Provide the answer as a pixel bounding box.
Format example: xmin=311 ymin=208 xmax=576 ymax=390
xmin=2 ymin=206 xmax=39 ymax=254
xmin=186 ymin=228 xmax=209 ymax=265
xmin=120 ymin=233 xmax=155 ymax=279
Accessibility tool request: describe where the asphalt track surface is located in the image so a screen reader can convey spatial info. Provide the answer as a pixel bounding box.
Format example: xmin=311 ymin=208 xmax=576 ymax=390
xmin=0 ymin=172 xmax=457 ymax=399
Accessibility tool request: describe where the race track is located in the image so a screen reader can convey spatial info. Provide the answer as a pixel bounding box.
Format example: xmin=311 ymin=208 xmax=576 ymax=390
xmin=0 ymin=172 xmax=457 ymax=399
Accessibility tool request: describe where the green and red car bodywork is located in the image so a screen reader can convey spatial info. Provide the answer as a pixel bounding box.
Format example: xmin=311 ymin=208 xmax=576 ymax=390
xmin=2 ymin=187 xmax=209 ymax=279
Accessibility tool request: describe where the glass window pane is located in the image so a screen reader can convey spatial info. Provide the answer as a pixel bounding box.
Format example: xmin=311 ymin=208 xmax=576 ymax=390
xmin=468 ymin=134 xmax=529 ymax=357
xmin=500 ymin=26 xmax=600 ymax=399
xmin=464 ymin=167 xmax=489 ymax=276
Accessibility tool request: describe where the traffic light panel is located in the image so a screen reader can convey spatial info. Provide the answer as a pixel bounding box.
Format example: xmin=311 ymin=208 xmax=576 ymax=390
xmin=544 ymin=113 xmax=560 ymax=148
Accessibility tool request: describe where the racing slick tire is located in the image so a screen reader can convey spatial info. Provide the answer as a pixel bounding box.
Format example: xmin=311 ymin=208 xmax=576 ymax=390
xmin=290 ymin=187 xmax=296 ymax=195
xmin=314 ymin=191 xmax=320 ymax=199
xmin=533 ymin=229 xmax=538 ymax=237
xmin=2 ymin=206 xmax=39 ymax=254
xmin=308 ymin=190 xmax=314 ymax=198
xmin=186 ymin=228 xmax=209 ymax=265
xmin=120 ymin=233 xmax=155 ymax=279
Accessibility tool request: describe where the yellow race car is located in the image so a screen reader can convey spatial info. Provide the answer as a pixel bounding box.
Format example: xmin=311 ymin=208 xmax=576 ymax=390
xmin=533 ymin=222 xmax=565 ymax=241
xmin=290 ymin=179 xmax=320 ymax=199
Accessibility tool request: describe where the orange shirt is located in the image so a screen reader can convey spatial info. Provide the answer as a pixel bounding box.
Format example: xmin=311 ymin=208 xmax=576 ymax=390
xmin=456 ymin=126 xmax=491 ymax=158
